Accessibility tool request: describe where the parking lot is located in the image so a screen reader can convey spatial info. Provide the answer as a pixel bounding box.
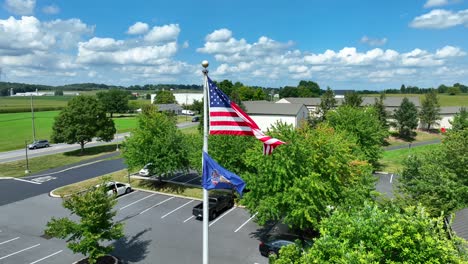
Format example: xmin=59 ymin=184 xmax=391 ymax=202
xmin=0 ymin=190 xmax=267 ymax=264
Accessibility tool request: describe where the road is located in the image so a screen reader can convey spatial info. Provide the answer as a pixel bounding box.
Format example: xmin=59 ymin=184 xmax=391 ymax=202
xmin=0 ymin=121 xmax=198 ymax=164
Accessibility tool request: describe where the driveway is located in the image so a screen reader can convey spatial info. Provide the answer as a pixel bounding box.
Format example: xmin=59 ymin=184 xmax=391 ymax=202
xmin=0 ymin=190 xmax=266 ymax=264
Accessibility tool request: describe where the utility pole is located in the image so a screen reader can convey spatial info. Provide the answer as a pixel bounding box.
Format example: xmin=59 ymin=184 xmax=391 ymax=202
xmin=30 ymin=94 xmax=36 ymax=142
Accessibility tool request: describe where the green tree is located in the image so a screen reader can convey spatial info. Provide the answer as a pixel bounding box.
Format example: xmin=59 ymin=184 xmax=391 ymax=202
xmin=392 ymin=97 xmax=418 ymax=139
xmin=96 ymin=89 xmax=130 ymax=117
xmin=51 ymin=95 xmax=116 ymax=153
xmin=399 ymin=129 xmax=468 ymax=216
xmin=450 ymin=107 xmax=468 ymax=131
xmin=45 ymin=180 xmax=124 ymax=264
xmin=279 ymin=86 xmax=299 ymax=98
xmin=316 ymin=87 xmax=336 ymax=120
xmin=419 ymin=90 xmax=441 ymax=130
xmin=297 ymin=80 xmax=320 ymax=97
xmin=342 ymin=92 xmax=362 ymax=107
xmin=373 ymin=93 xmax=388 ymax=129
xmin=327 ymin=106 xmax=388 ymax=167
xmin=54 ymin=90 xmax=64 ymax=96
xmin=273 ymin=202 xmax=467 ymax=263
xmin=447 ymin=86 xmax=461 ymax=95
xmin=122 ymin=104 xmax=189 ymax=176
xmin=154 ymin=90 xmax=176 ymax=104
xmin=242 ymin=123 xmax=374 ymax=231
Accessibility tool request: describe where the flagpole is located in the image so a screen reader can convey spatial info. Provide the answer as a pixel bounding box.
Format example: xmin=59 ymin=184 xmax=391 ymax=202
xmin=201 ymin=60 xmax=209 ymax=264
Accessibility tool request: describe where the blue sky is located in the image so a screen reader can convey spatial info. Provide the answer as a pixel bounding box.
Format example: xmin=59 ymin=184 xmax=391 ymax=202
xmin=0 ymin=0 xmax=467 ymax=90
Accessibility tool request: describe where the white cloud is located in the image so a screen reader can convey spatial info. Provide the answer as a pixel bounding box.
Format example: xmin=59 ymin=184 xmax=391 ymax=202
xmin=360 ymin=36 xmax=387 ymax=46
xmin=127 ymin=22 xmax=149 ymax=35
xmin=205 ymin=28 xmax=232 ymax=42
xmin=144 ymin=24 xmax=180 ymax=43
xmin=4 ymin=0 xmax=35 ymax=15
xmin=424 ymin=0 xmax=449 ymax=8
xmin=42 ymin=5 xmax=59 ymax=14
xmin=435 ymin=45 xmax=466 ymax=58
xmin=410 ymin=9 xmax=468 ymax=29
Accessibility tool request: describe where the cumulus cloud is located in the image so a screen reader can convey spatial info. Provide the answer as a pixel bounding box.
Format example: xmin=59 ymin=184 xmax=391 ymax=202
xmin=424 ymin=0 xmax=449 ymax=8
xmin=144 ymin=24 xmax=180 ymax=43
xmin=435 ymin=45 xmax=466 ymax=58
xmin=360 ymin=36 xmax=387 ymax=46
xmin=42 ymin=4 xmax=59 ymax=14
xmin=127 ymin=22 xmax=149 ymax=35
xmin=410 ymin=9 xmax=468 ymax=29
xmin=4 ymin=0 xmax=35 ymax=15
xmin=205 ymin=28 xmax=232 ymax=42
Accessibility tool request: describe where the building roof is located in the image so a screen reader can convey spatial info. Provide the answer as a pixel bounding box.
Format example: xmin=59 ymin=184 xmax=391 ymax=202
xmin=451 ymin=208 xmax=468 ymax=241
xmin=440 ymin=106 xmax=463 ymax=114
xmin=243 ymin=101 xmax=306 ymax=116
xmin=155 ymin=104 xmax=182 ymax=112
xmin=279 ymin=96 xmax=421 ymax=107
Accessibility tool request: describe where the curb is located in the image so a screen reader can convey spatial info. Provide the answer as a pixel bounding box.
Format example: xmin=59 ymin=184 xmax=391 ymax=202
xmin=0 ymin=177 xmax=13 ymax=180
xmin=49 ymin=188 xmax=64 ymax=198
xmin=374 ymin=171 xmax=389 ymax=175
xmin=133 ymin=187 xmax=202 ymax=201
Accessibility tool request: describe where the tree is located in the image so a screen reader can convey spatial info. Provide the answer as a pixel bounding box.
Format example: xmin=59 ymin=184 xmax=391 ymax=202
xmin=316 ymin=87 xmax=336 ymax=120
xmin=54 ymin=90 xmax=64 ymax=96
xmin=450 ymin=107 xmax=467 ymax=131
xmin=154 ymin=90 xmax=176 ymax=104
xmin=327 ymin=106 xmax=388 ymax=167
xmin=122 ymin=104 xmax=189 ymax=176
xmin=273 ymin=202 xmax=467 ymax=263
xmin=392 ymin=97 xmax=418 ymax=139
xmin=297 ymin=80 xmax=320 ymax=97
xmin=373 ymin=93 xmax=388 ymax=129
xmin=242 ymin=123 xmax=374 ymax=231
xmin=279 ymin=86 xmax=299 ymax=98
xmin=419 ymin=90 xmax=441 ymax=130
xmin=45 ymin=180 xmax=124 ymax=264
xmin=342 ymin=92 xmax=362 ymax=107
xmin=51 ymin=95 xmax=116 ymax=153
xmin=400 ymin=84 xmax=406 ymax=93
xmin=447 ymin=86 xmax=461 ymax=95
xmin=96 ymin=89 xmax=130 ymax=117
xmin=399 ymin=129 xmax=468 ymax=216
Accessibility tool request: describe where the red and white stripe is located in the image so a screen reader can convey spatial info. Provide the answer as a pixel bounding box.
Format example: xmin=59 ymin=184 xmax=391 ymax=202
xmin=209 ymin=101 xmax=285 ymax=155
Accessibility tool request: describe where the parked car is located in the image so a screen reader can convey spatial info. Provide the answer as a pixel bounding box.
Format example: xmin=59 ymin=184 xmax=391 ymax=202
xmin=192 ymin=194 xmax=234 ymax=220
xmin=98 ymin=181 xmax=132 ymax=197
xmin=259 ymin=234 xmax=312 ymax=257
xmin=28 ymin=140 xmax=50 ymax=149
xmin=191 ymin=116 xmax=200 ymax=122
xmin=139 ymin=163 xmax=154 ymax=176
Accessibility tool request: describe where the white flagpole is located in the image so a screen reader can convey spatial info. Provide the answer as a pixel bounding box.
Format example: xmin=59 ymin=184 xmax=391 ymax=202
xmin=201 ymin=60 xmax=209 ymax=264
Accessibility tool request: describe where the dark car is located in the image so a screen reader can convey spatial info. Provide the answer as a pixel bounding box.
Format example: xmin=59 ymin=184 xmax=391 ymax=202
xmin=259 ymin=234 xmax=312 ymax=257
xmin=28 ymin=140 xmax=50 ymax=149
xmin=192 ymin=116 xmax=200 ymax=122
xmin=192 ymin=194 xmax=234 ymax=220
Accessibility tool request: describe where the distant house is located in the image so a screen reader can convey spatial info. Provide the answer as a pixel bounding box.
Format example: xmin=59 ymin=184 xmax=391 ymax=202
xmin=154 ymin=104 xmax=182 ymax=115
xmin=242 ymin=101 xmax=309 ymax=131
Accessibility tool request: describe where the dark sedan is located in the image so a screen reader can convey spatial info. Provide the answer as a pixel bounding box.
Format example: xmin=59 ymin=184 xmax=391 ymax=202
xmin=259 ymin=235 xmax=312 ymax=257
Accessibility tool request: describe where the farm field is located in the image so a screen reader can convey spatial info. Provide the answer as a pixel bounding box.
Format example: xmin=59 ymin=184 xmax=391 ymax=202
xmin=364 ymin=93 xmax=468 ymax=107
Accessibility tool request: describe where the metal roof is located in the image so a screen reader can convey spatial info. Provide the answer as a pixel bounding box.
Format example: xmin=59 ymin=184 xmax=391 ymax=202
xmin=451 ymin=208 xmax=468 ymax=241
xmin=440 ymin=106 xmax=463 ymax=114
xmin=279 ymin=96 xmax=421 ymax=107
xmin=243 ymin=101 xmax=306 ymax=116
xmin=155 ymin=104 xmax=183 ymax=112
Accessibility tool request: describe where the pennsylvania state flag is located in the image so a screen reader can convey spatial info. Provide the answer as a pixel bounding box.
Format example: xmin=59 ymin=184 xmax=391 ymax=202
xmin=202 ymin=151 xmax=246 ymax=196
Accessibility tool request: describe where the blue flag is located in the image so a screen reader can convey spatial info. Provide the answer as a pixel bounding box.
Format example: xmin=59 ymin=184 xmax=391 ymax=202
xmin=202 ymin=151 xmax=246 ymax=196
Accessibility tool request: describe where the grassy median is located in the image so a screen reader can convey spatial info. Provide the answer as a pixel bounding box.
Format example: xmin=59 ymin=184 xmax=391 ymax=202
xmin=0 ymin=144 xmax=119 ymax=178
xmin=379 ymin=144 xmax=436 ymax=173
xmin=52 ymin=169 xmax=203 ymax=199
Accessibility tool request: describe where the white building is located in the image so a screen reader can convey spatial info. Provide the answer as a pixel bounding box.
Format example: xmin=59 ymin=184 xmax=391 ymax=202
xmin=243 ymin=101 xmax=309 ymax=131
xmin=150 ymin=93 xmax=203 ymax=105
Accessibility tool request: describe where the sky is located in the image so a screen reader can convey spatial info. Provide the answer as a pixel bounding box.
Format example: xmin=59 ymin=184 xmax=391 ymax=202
xmin=0 ymin=0 xmax=467 ymax=90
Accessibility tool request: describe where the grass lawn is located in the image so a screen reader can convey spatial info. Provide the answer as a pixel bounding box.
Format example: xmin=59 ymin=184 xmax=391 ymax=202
xmin=364 ymin=93 xmax=468 ymax=107
xmin=379 ymin=144 xmax=437 ymax=173
xmin=180 ymin=125 xmax=199 ymax=134
xmin=386 ymin=130 xmax=442 ymax=147
xmin=0 ymin=144 xmax=119 ymax=178
xmin=52 ymin=169 xmax=203 ymax=199
xmin=0 ymin=96 xmax=72 ymax=112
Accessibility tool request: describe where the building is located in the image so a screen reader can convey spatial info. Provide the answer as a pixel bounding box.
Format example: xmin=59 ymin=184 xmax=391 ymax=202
xmin=150 ymin=93 xmax=203 ymax=105
xmin=154 ymin=104 xmax=183 ymax=115
xmin=242 ymin=101 xmax=309 ymax=131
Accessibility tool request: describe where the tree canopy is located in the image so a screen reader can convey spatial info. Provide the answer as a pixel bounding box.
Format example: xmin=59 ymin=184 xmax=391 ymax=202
xmin=316 ymin=87 xmax=336 ymax=120
xmin=342 ymin=92 xmax=363 ymax=107
xmin=96 ymin=89 xmax=130 ymax=117
xmin=450 ymin=107 xmax=467 ymax=131
xmin=419 ymin=90 xmax=441 ymax=130
xmin=373 ymin=93 xmax=388 ymax=129
xmin=51 ymin=95 xmax=116 ymax=153
xmin=392 ymin=97 xmax=418 ymax=138
xmin=154 ymin=90 xmax=176 ymax=104
xmin=122 ymin=105 xmax=189 ymax=176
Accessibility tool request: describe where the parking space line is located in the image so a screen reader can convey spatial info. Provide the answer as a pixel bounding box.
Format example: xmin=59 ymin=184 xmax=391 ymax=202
xmin=168 ymin=173 xmax=188 ymax=181
xmin=29 ymin=250 xmax=63 ymax=264
xmin=183 ymin=215 xmax=195 ymax=223
xmin=183 ymin=176 xmax=200 ymax=184
xmin=116 ymin=190 xmax=138 ymax=200
xmin=119 ymin=193 xmax=155 ymax=210
xmin=0 ymin=237 xmax=19 ymax=245
xmin=234 ymin=212 xmax=258 ymax=233
xmin=139 ymin=197 xmax=175 ymax=215
xmin=390 ymin=174 xmax=394 ymax=183
xmin=161 ymin=200 xmax=194 ymax=219
xmin=0 ymin=243 xmax=40 ymax=260
xmin=13 ymin=178 xmax=42 ymax=185
xmin=209 ymin=207 xmax=236 ymax=227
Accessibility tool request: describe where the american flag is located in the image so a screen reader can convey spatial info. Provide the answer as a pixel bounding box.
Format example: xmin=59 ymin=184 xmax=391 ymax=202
xmin=208 ymin=77 xmax=285 ymax=155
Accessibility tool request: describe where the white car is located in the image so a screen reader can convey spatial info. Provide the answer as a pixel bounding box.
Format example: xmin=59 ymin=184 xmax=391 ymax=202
xmin=139 ymin=163 xmax=154 ymax=176
xmin=100 ymin=181 xmax=132 ymax=197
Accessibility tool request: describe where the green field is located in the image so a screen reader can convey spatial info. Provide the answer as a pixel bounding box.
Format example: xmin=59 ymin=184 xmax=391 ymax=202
xmin=379 ymin=144 xmax=437 ymax=173
xmin=0 ymin=96 xmax=73 ymax=112
xmin=365 ymin=93 xmax=468 ymax=107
